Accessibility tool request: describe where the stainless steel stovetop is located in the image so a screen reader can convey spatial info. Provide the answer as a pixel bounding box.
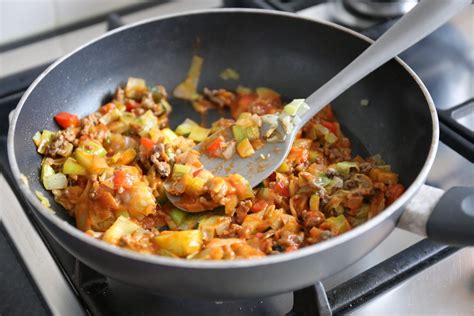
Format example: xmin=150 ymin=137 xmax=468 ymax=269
xmin=0 ymin=1 xmax=472 ymax=315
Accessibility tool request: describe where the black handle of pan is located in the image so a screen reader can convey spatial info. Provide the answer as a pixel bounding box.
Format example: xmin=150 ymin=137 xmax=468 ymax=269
xmin=426 ymin=187 xmax=474 ymax=246
xmin=399 ymin=185 xmax=474 ymax=246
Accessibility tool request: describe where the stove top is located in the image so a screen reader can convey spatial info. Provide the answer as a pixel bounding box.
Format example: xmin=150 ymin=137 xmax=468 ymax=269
xmin=0 ymin=1 xmax=472 ymax=315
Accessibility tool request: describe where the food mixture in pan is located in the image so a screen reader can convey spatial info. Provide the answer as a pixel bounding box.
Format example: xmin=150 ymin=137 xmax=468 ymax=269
xmin=33 ymin=77 xmax=405 ymax=260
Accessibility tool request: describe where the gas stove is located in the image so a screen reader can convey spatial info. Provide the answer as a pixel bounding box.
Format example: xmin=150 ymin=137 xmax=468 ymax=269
xmin=0 ymin=1 xmax=472 ymax=315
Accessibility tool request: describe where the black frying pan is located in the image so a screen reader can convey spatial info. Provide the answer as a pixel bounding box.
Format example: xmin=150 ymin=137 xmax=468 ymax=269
xmin=7 ymin=9 xmax=473 ymax=299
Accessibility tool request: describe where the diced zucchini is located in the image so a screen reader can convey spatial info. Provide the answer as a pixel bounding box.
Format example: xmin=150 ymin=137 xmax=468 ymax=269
xmin=232 ymin=125 xmax=246 ymax=142
xmin=153 ymin=230 xmax=203 ymax=258
xmin=41 ymin=164 xmax=55 ymax=181
xmin=173 ymin=55 xmax=204 ymax=100
xmin=188 ymin=125 xmax=210 ymax=142
xmin=309 ymin=194 xmax=320 ymax=212
xmin=236 ymin=138 xmax=255 ymax=158
xmin=161 ymin=128 xmax=178 ymax=142
xmin=120 ymin=112 xmax=137 ymax=125
xmin=258 ymin=187 xmax=272 ymax=200
xmin=256 ymin=87 xmax=279 ymax=99
xmin=138 ymin=110 xmax=158 ymax=137
xmin=172 ymin=164 xmax=192 ymax=178
xmin=314 ymin=173 xmax=332 ymax=187
xmin=184 ymin=176 xmax=206 ymax=196
xmin=36 ymin=130 xmax=55 ymax=154
xmin=79 ymin=139 xmax=107 ymax=157
xmin=325 ymin=132 xmax=338 ymax=144
xmin=103 ymin=216 xmax=141 ymax=245
xmin=309 ymin=150 xmax=323 ymax=163
xmin=220 ymin=68 xmax=240 ymax=80
xmin=125 ymin=77 xmax=147 ymax=99
xmin=75 ymin=148 xmax=108 ymax=174
xmin=175 ymin=118 xmax=198 ymax=136
xmin=32 ymin=131 xmax=42 ymax=146
xmin=277 ymin=162 xmax=291 ymax=173
xmin=284 ymin=99 xmax=306 ymax=116
xmin=99 ymin=108 xmax=122 ymax=125
xmin=169 ymin=208 xmax=188 ymax=226
xmin=63 ymin=157 xmax=87 ymax=175
xmin=335 ymin=161 xmax=359 ymax=175
xmin=237 ymin=112 xmax=252 ymax=120
xmin=43 ymin=173 xmax=68 ymax=190
xmin=245 ymin=125 xmax=260 ymax=140
xmin=323 ymin=215 xmax=351 ymax=235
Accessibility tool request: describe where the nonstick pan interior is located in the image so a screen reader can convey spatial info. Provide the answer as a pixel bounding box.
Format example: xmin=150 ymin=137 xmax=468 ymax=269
xmin=11 ymin=10 xmax=432 ymax=235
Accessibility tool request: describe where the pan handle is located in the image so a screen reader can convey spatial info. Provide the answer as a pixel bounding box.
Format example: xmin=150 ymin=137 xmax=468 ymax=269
xmin=398 ymin=184 xmax=474 ymax=246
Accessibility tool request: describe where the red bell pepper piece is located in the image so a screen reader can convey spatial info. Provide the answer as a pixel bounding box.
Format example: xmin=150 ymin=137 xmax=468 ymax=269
xmin=251 ymin=200 xmax=268 ymax=212
xmin=126 ymin=100 xmax=140 ymax=111
xmin=206 ymin=138 xmax=223 ymax=157
xmin=321 ymin=120 xmax=338 ymax=135
xmin=274 ymin=181 xmax=290 ymax=198
xmin=113 ymin=170 xmax=133 ymax=189
xmin=100 ymin=102 xmax=116 ymax=114
xmin=54 ymin=112 xmax=80 ymax=129
xmin=140 ymin=137 xmax=154 ymax=152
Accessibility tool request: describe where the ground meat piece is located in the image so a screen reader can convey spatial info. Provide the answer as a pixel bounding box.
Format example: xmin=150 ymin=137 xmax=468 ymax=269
xmin=204 ymin=88 xmax=235 ymax=107
xmin=277 ymin=231 xmax=304 ymax=250
xmin=325 ymin=146 xmax=351 ymax=162
xmin=359 ymin=162 xmax=372 ymax=173
xmin=153 ymin=160 xmax=171 ymax=178
xmin=302 ymin=210 xmax=325 ymax=228
xmin=81 ymin=113 xmax=99 ymax=135
xmin=235 ymin=200 xmax=252 ymax=224
xmin=150 ymin=148 xmax=171 ymax=178
xmin=141 ymin=91 xmax=165 ymax=116
xmin=47 ymin=130 xmax=74 ymax=157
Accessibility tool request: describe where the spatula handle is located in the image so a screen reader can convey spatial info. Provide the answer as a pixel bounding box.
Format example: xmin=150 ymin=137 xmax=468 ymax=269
xmin=299 ymin=0 xmax=471 ymax=126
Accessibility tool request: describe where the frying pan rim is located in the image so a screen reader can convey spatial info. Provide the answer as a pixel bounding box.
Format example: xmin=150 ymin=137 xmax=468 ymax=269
xmin=8 ymin=8 xmax=439 ymax=269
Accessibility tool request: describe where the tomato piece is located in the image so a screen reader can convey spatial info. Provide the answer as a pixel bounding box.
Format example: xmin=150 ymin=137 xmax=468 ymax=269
xmin=321 ymin=120 xmax=338 ymax=135
xmin=274 ymin=181 xmax=290 ymax=198
xmin=54 ymin=112 xmax=80 ymax=129
xmin=113 ymin=170 xmax=133 ymax=189
xmin=386 ymin=183 xmax=405 ymax=205
xmin=251 ymin=200 xmax=268 ymax=212
xmin=126 ymin=100 xmax=140 ymax=111
xmin=140 ymin=137 xmax=154 ymax=152
xmin=231 ymin=93 xmax=257 ymax=118
xmin=100 ymin=102 xmax=116 ymax=114
xmin=206 ymin=138 xmax=223 ymax=157
xmin=192 ymin=169 xmax=203 ymax=177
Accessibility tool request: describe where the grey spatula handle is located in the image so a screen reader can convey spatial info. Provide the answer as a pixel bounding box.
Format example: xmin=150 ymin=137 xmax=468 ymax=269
xmin=298 ymin=0 xmax=471 ymax=127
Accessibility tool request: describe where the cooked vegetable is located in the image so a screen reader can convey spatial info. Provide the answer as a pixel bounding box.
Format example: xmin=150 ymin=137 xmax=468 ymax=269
xmin=175 ymin=118 xmax=198 ymax=136
xmin=54 ymin=112 xmax=80 ymax=129
xmin=43 ymin=173 xmax=68 ymax=190
xmin=236 ymin=138 xmax=255 ymax=158
xmin=173 ymin=55 xmax=203 ymax=100
xmin=63 ymin=157 xmax=87 ymax=175
xmin=153 ymin=230 xmax=203 ymax=257
xmin=170 ymin=208 xmax=188 ymax=225
xmin=220 ymin=68 xmax=240 ymax=80
xmin=34 ymin=78 xmax=404 ymax=260
xmin=188 ymin=125 xmax=210 ymax=142
xmin=103 ymin=216 xmax=141 ymax=245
